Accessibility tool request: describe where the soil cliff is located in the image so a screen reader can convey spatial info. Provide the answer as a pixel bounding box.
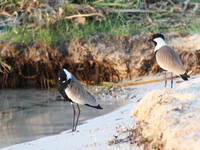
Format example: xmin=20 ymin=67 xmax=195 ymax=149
xmin=0 ymin=33 xmax=199 ymax=88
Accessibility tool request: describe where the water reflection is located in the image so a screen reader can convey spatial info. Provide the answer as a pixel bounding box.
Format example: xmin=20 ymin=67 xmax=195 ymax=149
xmin=0 ymin=89 xmax=128 ymax=148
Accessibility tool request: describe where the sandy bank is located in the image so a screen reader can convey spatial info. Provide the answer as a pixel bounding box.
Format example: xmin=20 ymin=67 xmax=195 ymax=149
xmin=131 ymin=76 xmax=200 ymax=150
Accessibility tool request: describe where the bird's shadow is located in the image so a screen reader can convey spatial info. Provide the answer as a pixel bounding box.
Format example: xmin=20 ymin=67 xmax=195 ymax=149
xmin=66 ymin=130 xmax=76 ymax=134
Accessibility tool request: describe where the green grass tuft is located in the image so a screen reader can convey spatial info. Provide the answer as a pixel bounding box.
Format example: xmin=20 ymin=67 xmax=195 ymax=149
xmin=188 ymin=21 xmax=200 ymax=34
xmin=1 ymin=14 xmax=200 ymax=45
xmin=1 ymin=16 xmax=142 ymax=45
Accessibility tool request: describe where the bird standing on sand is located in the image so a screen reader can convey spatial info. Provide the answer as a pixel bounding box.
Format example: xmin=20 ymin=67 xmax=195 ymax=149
xmin=148 ymin=33 xmax=190 ymax=88
xmin=57 ymin=68 xmax=103 ymax=132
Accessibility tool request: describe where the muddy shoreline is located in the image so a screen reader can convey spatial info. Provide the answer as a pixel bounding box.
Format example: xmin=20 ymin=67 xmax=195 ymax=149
xmin=0 ymin=33 xmax=199 ymax=88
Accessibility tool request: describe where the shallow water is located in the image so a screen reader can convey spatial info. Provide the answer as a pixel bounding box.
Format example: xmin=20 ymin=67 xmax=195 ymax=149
xmin=0 ymin=89 xmax=128 ymax=148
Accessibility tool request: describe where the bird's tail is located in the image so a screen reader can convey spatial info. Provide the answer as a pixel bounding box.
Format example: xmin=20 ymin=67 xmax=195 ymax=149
xmin=180 ymin=72 xmax=190 ymax=81
xmin=96 ymin=104 xmax=103 ymax=109
xmin=85 ymin=104 xmax=103 ymax=109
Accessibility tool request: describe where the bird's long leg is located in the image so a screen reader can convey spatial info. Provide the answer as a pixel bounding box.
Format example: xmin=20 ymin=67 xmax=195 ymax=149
xmin=74 ymin=103 xmax=81 ymax=131
xmin=171 ymin=72 xmax=173 ymax=88
xmin=164 ymin=71 xmax=167 ymax=87
xmin=71 ymin=102 xmax=76 ymax=132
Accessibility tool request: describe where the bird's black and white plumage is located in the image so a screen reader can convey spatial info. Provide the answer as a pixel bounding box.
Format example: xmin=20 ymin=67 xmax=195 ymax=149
xmin=57 ymin=68 xmax=103 ymax=131
xmin=148 ymin=33 xmax=190 ymax=88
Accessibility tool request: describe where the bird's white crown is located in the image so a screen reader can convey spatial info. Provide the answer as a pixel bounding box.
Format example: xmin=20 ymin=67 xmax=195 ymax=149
xmin=63 ymin=69 xmax=72 ymax=81
xmin=154 ymin=37 xmax=166 ymax=52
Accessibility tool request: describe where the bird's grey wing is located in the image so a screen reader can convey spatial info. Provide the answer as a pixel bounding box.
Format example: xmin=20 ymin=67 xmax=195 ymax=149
xmin=65 ymin=75 xmax=98 ymax=106
xmin=156 ymin=46 xmax=186 ymax=74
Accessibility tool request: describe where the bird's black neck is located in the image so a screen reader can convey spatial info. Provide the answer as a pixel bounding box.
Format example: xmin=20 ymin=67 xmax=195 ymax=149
xmin=152 ymin=41 xmax=157 ymax=46
xmin=154 ymin=49 xmax=158 ymax=55
xmin=68 ymin=79 xmax=71 ymax=84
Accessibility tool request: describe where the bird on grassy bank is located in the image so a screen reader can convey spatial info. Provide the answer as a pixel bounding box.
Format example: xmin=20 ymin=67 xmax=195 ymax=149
xmin=57 ymin=68 xmax=103 ymax=132
xmin=148 ymin=33 xmax=190 ymax=88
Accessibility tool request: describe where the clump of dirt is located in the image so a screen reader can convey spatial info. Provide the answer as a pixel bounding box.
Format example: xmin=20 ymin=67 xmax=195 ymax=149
xmin=107 ymin=121 xmax=161 ymax=150
xmin=0 ymin=33 xmax=200 ymax=88
xmin=128 ymin=121 xmax=164 ymax=150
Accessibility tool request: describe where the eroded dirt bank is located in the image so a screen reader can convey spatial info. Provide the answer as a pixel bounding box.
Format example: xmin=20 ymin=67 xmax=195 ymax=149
xmin=0 ymin=33 xmax=200 ymax=88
